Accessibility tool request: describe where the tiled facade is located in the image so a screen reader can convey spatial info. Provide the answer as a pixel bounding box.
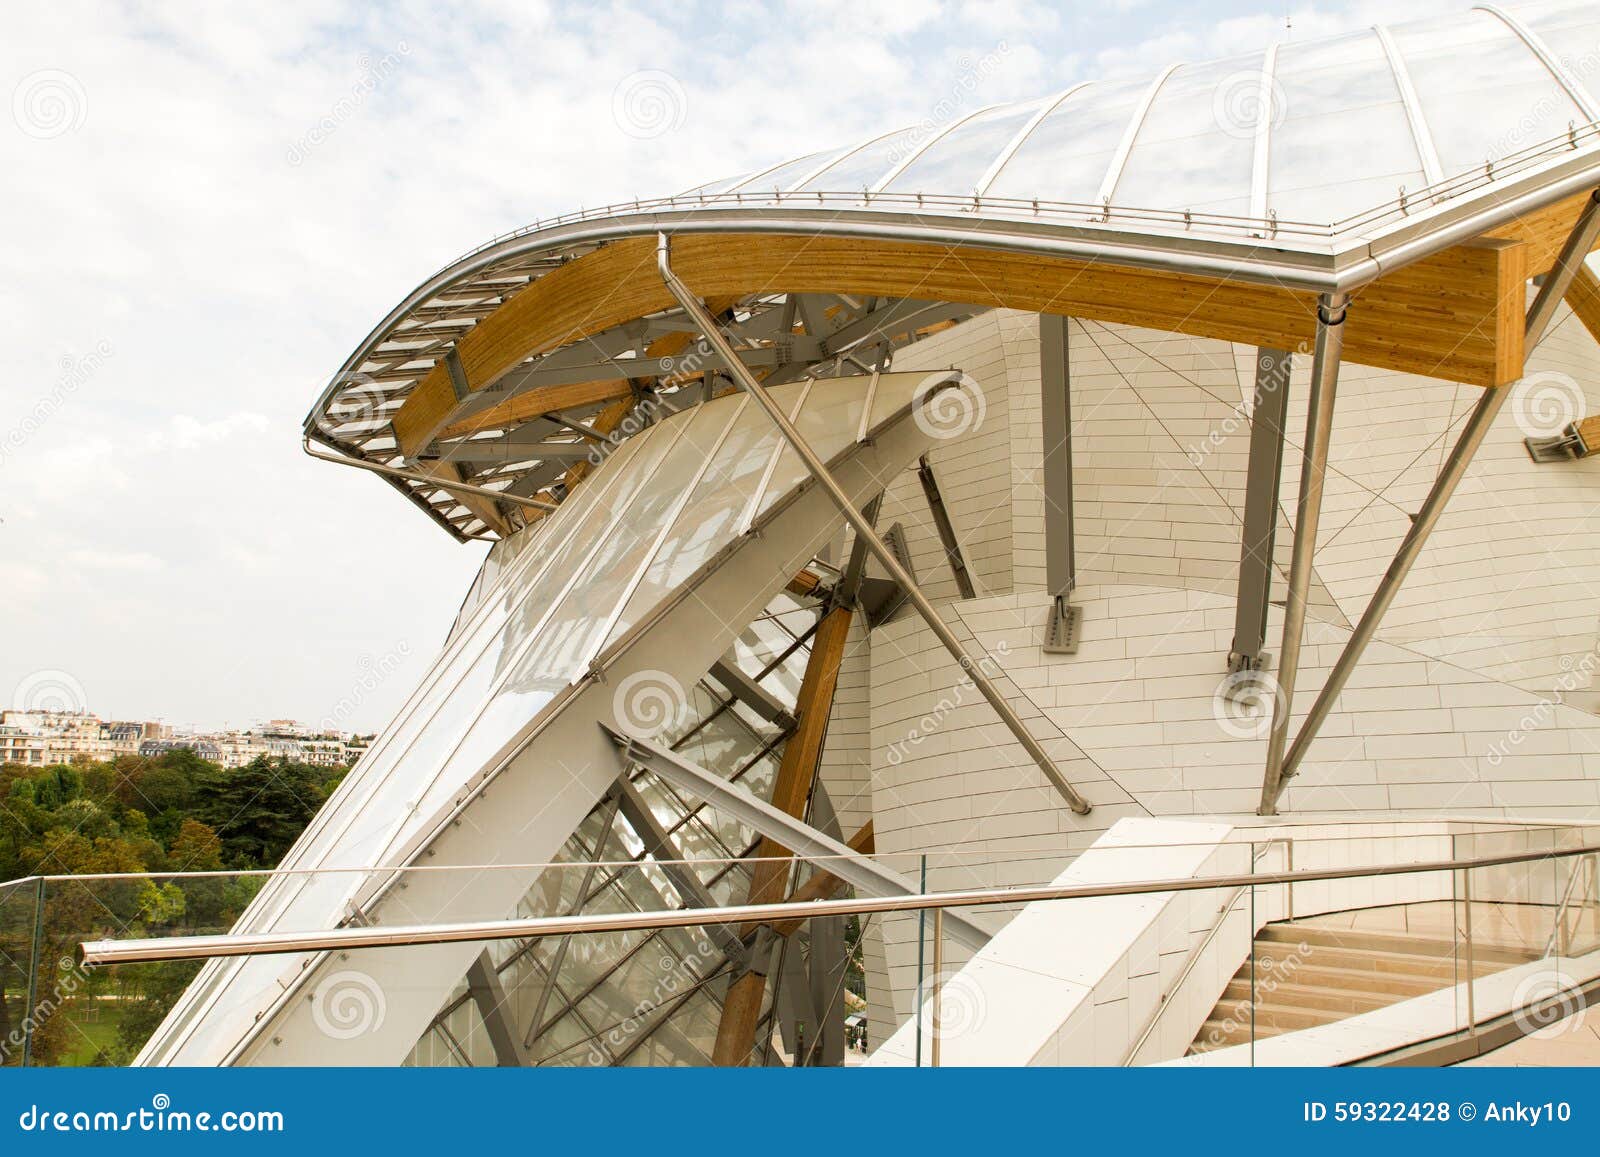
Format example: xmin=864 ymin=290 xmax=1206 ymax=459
xmin=817 ymin=305 xmax=1600 ymax=1044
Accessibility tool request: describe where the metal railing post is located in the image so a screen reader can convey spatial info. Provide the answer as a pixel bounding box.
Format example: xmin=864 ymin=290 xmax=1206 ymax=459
xmin=657 ymin=232 xmax=1091 ymax=815
xmin=1463 ymin=867 xmax=1478 ymax=1039
xmin=22 ymin=876 xmax=44 ymax=1068
xmin=931 ymin=908 xmax=945 ymax=1068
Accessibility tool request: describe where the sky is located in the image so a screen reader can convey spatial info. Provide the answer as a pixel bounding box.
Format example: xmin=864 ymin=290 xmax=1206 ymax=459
xmin=0 ymin=0 xmax=1468 ymax=734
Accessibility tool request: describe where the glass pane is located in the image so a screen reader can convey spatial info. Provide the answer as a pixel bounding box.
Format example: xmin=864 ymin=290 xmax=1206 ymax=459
xmin=1388 ymin=9 xmax=1584 ymax=176
xmin=984 ymin=78 xmax=1147 ymax=203
xmin=1114 ymin=56 xmax=1261 ymax=217
xmin=797 ymin=126 xmax=922 ymax=193
xmin=882 ymin=101 xmax=1047 ymax=195
xmin=1269 ymin=29 xmax=1428 ymax=223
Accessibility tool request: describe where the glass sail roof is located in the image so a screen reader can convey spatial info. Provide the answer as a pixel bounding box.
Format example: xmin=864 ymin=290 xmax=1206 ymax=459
xmin=688 ymin=0 xmax=1600 ymax=222
xmin=146 ymin=371 xmax=947 ymax=1064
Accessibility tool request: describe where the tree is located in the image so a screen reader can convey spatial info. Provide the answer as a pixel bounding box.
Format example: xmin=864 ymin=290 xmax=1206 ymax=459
xmin=193 ymin=757 xmax=327 ymax=868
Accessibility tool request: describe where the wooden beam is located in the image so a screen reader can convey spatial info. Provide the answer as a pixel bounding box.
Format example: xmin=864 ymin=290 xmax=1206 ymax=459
xmin=1486 ymin=188 xmax=1600 ymax=278
xmin=393 ymin=230 xmax=1531 ymax=455
xmin=1577 ymin=413 xmax=1600 ymax=453
xmin=1563 ymin=263 xmax=1600 ymax=346
xmin=711 ymin=603 xmax=853 ymax=1066
xmin=769 ymin=821 xmax=875 ymax=938
xmin=443 ymin=379 xmax=633 ymax=440
xmin=413 ymin=459 xmax=513 ymax=539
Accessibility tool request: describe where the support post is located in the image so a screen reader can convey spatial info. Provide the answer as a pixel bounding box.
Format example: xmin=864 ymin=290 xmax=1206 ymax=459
xmin=916 ymin=455 xmax=977 ymax=598
xmin=1039 ymin=313 xmax=1076 ymax=600
xmin=658 ymin=233 xmax=1091 ymax=816
xmin=465 ymin=951 xmax=532 ymax=1066
xmin=1264 ymin=187 xmax=1600 ymax=810
xmin=612 ymin=776 xmax=747 ymax=958
xmin=710 ymin=604 xmax=852 ymax=1066
xmin=1229 ymin=348 xmax=1292 ymax=673
xmin=1258 ymin=294 xmax=1348 ymax=816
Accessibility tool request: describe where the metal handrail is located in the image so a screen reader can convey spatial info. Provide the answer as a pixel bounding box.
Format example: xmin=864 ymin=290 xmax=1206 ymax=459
xmin=79 ymin=839 xmax=1600 ymax=966
xmin=1543 ymin=853 xmax=1599 ymax=958
xmin=433 ymin=116 xmax=1600 ymax=271
xmin=1121 ymin=838 xmax=1290 ymax=1065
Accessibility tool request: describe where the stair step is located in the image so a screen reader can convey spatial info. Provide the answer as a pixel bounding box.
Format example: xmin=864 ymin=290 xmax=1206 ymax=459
xmin=1246 ymin=941 xmax=1504 ymax=982
xmin=1222 ymin=978 xmax=1391 ymax=1015
xmin=1259 ymin=923 xmax=1537 ymax=966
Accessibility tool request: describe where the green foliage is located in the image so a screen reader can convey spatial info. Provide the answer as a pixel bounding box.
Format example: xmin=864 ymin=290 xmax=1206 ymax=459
xmin=0 ymin=748 xmax=349 ymax=1066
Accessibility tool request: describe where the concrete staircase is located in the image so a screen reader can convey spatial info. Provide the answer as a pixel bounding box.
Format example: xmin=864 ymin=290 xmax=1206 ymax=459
xmin=1190 ymin=909 xmax=1542 ymax=1053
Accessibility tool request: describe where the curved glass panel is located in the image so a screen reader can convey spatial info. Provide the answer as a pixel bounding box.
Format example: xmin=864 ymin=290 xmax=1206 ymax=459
xmin=727 ymin=148 xmax=850 ymax=194
xmin=1269 ymin=29 xmax=1428 ymax=223
xmin=798 ymin=126 xmax=922 ymax=192
xmin=983 ymin=78 xmax=1146 ymax=203
xmin=1388 ymin=9 xmax=1582 ymax=176
xmin=1115 ymin=56 xmax=1260 ymax=216
xmin=881 ymin=100 xmax=1047 ymax=195
xmin=1515 ymin=1 xmax=1600 ymax=107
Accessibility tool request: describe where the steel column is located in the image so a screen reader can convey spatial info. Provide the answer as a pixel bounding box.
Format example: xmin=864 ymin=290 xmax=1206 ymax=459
xmin=604 ymin=724 xmax=991 ymax=950
xmin=916 ymin=455 xmax=977 ymax=598
xmin=1265 ymin=188 xmax=1600 ymax=809
xmin=1258 ymin=295 xmax=1348 ymax=816
xmin=658 ymin=233 xmax=1092 ymax=815
xmin=612 ymin=776 xmax=747 ymax=958
xmin=1229 ymin=348 xmax=1293 ymax=673
xmin=465 ymin=951 xmax=532 ymax=1066
xmin=1039 ymin=313 xmax=1076 ymax=599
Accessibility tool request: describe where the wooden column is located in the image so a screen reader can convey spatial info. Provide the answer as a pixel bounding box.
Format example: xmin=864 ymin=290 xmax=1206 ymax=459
xmin=711 ymin=603 xmax=853 ymax=1065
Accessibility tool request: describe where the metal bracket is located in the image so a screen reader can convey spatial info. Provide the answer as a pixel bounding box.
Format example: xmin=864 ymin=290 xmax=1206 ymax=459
xmin=1524 ymin=425 xmax=1590 ymax=462
xmin=1227 ymin=649 xmax=1273 ymax=675
xmin=1042 ymin=596 xmax=1082 ymax=655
